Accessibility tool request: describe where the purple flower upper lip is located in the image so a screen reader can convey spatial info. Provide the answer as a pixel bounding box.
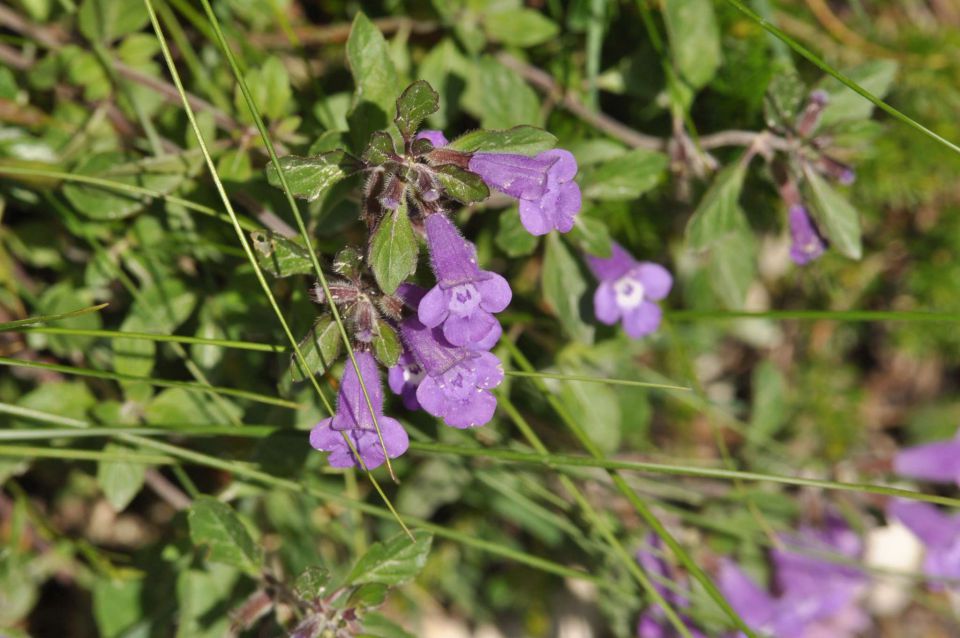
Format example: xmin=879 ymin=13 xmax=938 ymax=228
xmin=397 ymin=315 xmax=503 ymax=428
xmin=309 ymin=351 xmax=409 ymax=469
xmin=419 ymin=213 xmax=511 ymax=349
xmin=788 ymin=204 xmax=826 ymax=265
xmin=585 ymin=242 xmax=672 ymax=339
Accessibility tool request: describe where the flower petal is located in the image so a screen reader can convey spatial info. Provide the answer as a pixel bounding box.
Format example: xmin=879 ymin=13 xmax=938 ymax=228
xmin=893 ymin=437 xmax=960 ymax=484
xmin=538 ymin=148 xmax=578 ymax=183
xmin=593 ymin=282 xmax=621 ymax=324
xmin=442 ymin=311 xmax=498 ymax=348
xmin=518 ymin=197 xmax=553 ymax=236
xmin=443 ymin=391 xmax=497 ymax=428
xmin=418 ymin=284 xmax=450 ymax=328
xmin=415 ymin=375 xmax=446 ymax=418
xmin=585 ymin=242 xmax=636 ymax=282
xmin=635 ymin=263 xmax=673 ymax=300
xmin=472 ymin=351 xmax=504 ymax=389
xmin=477 ymin=273 xmax=512 ymax=313
xmin=889 ymin=499 xmax=960 ymax=547
xmin=415 ymin=130 xmax=449 ymax=147
xmin=622 ymin=301 xmax=662 ymax=339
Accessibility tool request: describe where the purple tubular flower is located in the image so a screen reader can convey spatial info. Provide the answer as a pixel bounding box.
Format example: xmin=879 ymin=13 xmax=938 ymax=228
xmin=893 ymin=428 xmax=960 ymax=485
xmin=788 ymin=205 xmax=827 ymax=265
xmin=635 ymin=535 xmax=706 ymax=638
xmin=415 ymin=130 xmax=449 ymax=148
xmin=419 ymin=214 xmax=511 ymax=349
xmin=718 ymin=518 xmax=869 ymax=638
xmin=398 ymin=316 xmax=503 ymax=428
xmin=309 ymin=351 xmax=409 ymax=469
xmin=889 ymin=500 xmax=960 ymax=589
xmin=585 ymin=242 xmax=672 ymax=339
xmin=469 ymin=149 xmax=582 ymax=235
xmin=387 ymin=350 xmax=424 ymax=411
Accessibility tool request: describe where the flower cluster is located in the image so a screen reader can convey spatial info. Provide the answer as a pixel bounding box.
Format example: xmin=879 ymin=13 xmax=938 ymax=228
xmin=302 ymin=81 xmax=593 ymax=468
xmin=718 ymin=516 xmax=870 ymax=638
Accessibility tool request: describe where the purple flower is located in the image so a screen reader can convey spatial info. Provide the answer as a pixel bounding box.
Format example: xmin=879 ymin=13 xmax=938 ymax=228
xmin=417 ymin=130 xmax=582 ymax=236
xmin=893 ymin=428 xmax=960 ymax=486
xmin=788 ymin=205 xmax=827 ymax=265
xmin=469 ymin=149 xmax=582 ymax=235
xmin=889 ymin=500 xmax=960 ymax=590
xmin=585 ymin=243 xmax=672 ymax=339
xmin=718 ymin=518 xmax=869 ymax=638
xmin=635 ymin=535 xmax=705 ymax=638
xmin=419 ymin=213 xmax=511 ymax=349
xmin=387 ymin=350 xmax=424 ymax=411
xmin=398 ymin=315 xmax=503 ymax=428
xmin=309 ymin=351 xmax=409 ymax=469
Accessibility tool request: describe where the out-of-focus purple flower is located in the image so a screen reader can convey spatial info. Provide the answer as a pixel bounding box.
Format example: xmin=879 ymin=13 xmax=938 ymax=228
xmin=469 ymin=149 xmax=582 ymax=235
xmin=419 ymin=214 xmax=511 ymax=349
xmin=788 ymin=205 xmax=827 ymax=265
xmin=387 ymin=350 xmax=424 ymax=411
xmin=718 ymin=517 xmax=869 ymax=638
xmin=893 ymin=428 xmax=960 ymax=486
xmin=309 ymin=351 xmax=409 ymax=469
xmin=889 ymin=500 xmax=960 ymax=590
xmin=635 ymin=534 xmax=705 ymax=638
xmin=415 ymin=130 xmax=449 ymax=148
xmin=398 ymin=315 xmax=503 ymax=428
xmin=585 ymin=243 xmax=672 ymax=339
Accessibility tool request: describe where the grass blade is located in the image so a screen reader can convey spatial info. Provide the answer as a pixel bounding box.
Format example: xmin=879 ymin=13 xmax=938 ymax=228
xmin=0 ymin=304 xmax=108 ymax=331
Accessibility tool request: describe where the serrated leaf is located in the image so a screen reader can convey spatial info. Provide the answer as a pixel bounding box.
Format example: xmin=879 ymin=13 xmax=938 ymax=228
xmin=542 ymin=234 xmax=594 ymax=343
xmin=495 ymin=207 xmax=539 ymax=257
xmin=570 ymin=215 xmax=612 ymax=257
xmin=363 ymin=131 xmax=397 ymax=165
xmin=483 ymin=9 xmax=559 ymax=48
xmin=394 ymin=80 xmax=439 ymax=139
xmin=685 ymin=163 xmax=748 ymax=250
xmin=265 ymin=152 xmax=352 ymax=202
xmin=447 ymin=126 xmax=557 ymax=155
xmin=96 ymin=443 xmax=145 ymax=512
xmin=663 ymin=0 xmax=721 ymax=89
xmin=333 ymin=246 xmax=364 ymax=279
xmin=764 ymin=67 xmax=806 ymax=128
xmin=347 ymin=13 xmax=400 ymax=125
xmin=250 ymin=230 xmax=314 ymax=278
xmin=294 ymin=566 xmax=330 ymax=600
xmin=345 ymin=530 xmax=433 ymax=586
xmin=188 ymin=496 xmax=261 ymax=575
xmin=373 ymin=320 xmax=401 ymax=367
xmin=804 ymin=168 xmax=862 ymax=259
xmin=580 ymin=149 xmax=668 ymax=201
xmin=369 ymin=200 xmax=418 ymax=294
xmin=289 ymin=315 xmax=342 ymax=382
xmin=433 ymin=165 xmax=489 ymax=203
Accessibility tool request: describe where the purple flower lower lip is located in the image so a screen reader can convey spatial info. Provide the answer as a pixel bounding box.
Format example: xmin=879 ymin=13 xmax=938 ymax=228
xmin=788 ymin=205 xmax=826 ymax=265
xmin=420 ymin=214 xmax=511 ymax=348
xmin=586 ymin=242 xmax=672 ymax=339
xmin=309 ymin=351 xmax=409 ymax=469
xmin=397 ymin=316 xmax=503 ymax=428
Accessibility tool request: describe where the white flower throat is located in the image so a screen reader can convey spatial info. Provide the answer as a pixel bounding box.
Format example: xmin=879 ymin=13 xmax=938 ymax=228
xmin=613 ymin=275 xmax=645 ymax=310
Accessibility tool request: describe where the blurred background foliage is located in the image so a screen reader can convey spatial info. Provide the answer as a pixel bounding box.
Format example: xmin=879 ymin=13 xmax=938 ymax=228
xmin=2 ymin=0 xmax=960 ymax=636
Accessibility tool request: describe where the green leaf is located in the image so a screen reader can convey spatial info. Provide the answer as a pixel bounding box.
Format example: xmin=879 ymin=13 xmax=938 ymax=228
xmin=447 ymin=126 xmax=557 ymax=155
xmin=542 ymin=234 xmax=594 ymax=343
xmin=234 ymin=56 xmax=291 ymax=122
xmin=804 ymin=168 xmax=862 ymax=259
xmin=569 ymin=215 xmax=612 ymax=257
xmin=347 ymin=13 xmax=400 ymax=122
xmin=361 ymin=613 xmax=417 ymax=638
xmin=294 ymin=566 xmax=330 ymax=600
xmin=345 ymin=530 xmax=433 ymax=586
xmin=373 ymin=320 xmax=401 ymax=368
xmin=764 ymin=66 xmax=806 ymax=128
xmin=250 ymin=230 xmax=314 ymax=278
xmin=63 ymin=152 xmax=184 ymax=220
xmin=333 ymin=246 xmax=364 ymax=279
xmin=363 ymin=131 xmax=397 ymax=165
xmin=289 ymin=315 xmax=342 ymax=382
xmin=113 ymin=314 xmax=155 ymax=377
xmin=188 ymin=496 xmax=262 ymax=575
xmin=580 ymin=149 xmax=668 ymax=201
xmin=747 ymin=361 xmax=788 ymax=449
xmin=145 ymin=388 xmax=242 ymax=427
xmin=558 ymin=373 xmax=621 ymax=454
xmin=433 ymin=165 xmax=490 ymax=203
xmin=176 ymin=564 xmax=239 ymax=638
xmin=369 ymin=200 xmax=419 ymax=294
xmin=495 ymin=207 xmax=539 ymax=258
xmin=817 ymin=60 xmax=898 ymax=128
xmin=483 ymin=9 xmax=559 ymax=48
xmin=93 ymin=577 xmax=143 ymax=638
xmin=96 ymin=443 xmax=145 ymax=512
xmin=708 ymin=225 xmax=756 ymax=309
xmin=663 ymin=0 xmax=722 ymax=89
xmin=78 ymin=0 xmax=149 ymax=43
xmin=347 ymin=582 xmax=389 ymax=609
xmin=468 ymin=57 xmax=540 ymax=129
xmin=265 ymin=152 xmax=352 ymax=202
xmin=394 ymin=80 xmax=439 ymax=139
xmin=685 ymin=163 xmax=748 ymax=250
xmin=33 ymin=283 xmax=101 ymax=357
